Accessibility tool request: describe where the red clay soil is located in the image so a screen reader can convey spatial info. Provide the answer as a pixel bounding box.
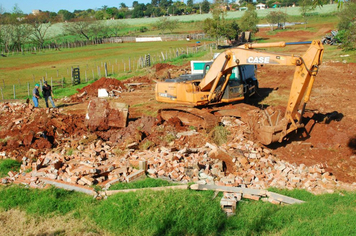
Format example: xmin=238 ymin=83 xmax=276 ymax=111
xmin=152 ymin=63 xmax=190 ymax=80
xmin=72 ymin=77 xmax=126 ymax=102
xmin=0 ymin=106 xmax=87 ymax=160
xmin=124 ymin=75 xmax=154 ymax=84
xmin=256 ymin=23 xmax=336 ymax=42
xmin=256 ymin=61 xmax=356 ymax=183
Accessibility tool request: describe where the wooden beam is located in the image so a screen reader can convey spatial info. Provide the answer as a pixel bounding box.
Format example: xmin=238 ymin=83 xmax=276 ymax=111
xmin=190 ymin=184 xmax=304 ymax=205
xmin=102 ymin=185 xmax=189 ymax=196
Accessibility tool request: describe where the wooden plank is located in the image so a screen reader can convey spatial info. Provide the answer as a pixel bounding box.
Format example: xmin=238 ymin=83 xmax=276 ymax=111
xmin=267 ymin=192 xmax=305 ymax=205
xmin=102 ymin=185 xmax=189 ymax=196
xmin=190 ymin=184 xmax=304 ymax=205
xmin=190 ymin=184 xmax=268 ymax=196
xmin=40 ymin=178 xmax=96 ymax=195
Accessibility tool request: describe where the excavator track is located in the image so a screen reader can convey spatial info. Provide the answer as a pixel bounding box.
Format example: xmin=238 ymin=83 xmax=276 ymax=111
xmin=159 ymin=104 xmax=298 ymax=145
xmin=158 ymin=107 xmax=219 ymax=132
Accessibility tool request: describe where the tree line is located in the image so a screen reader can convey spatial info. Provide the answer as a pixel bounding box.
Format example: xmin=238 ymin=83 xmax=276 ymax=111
xmin=0 ymin=0 xmax=355 ymax=52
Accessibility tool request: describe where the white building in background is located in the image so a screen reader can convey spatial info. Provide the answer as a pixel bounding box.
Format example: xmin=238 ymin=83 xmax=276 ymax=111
xmin=235 ymin=0 xmax=241 ymax=6
xmin=256 ymin=3 xmax=266 ymax=9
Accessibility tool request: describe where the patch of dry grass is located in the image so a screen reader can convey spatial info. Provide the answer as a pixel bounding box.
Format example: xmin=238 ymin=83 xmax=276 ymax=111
xmin=0 ymin=209 xmax=112 ymax=236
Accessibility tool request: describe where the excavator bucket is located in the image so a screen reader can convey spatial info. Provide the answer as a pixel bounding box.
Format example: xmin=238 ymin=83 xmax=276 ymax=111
xmin=247 ymin=107 xmax=286 ymax=145
xmin=212 ymin=104 xmax=302 ymax=145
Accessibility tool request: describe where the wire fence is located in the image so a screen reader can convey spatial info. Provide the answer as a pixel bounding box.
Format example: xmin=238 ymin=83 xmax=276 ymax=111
xmin=0 ymin=33 xmax=207 ymax=55
xmin=0 ymin=43 xmax=215 ymax=101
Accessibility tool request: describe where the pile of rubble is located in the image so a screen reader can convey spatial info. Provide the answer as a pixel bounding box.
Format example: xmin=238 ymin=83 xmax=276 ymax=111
xmin=1 ymin=129 xmax=346 ymax=195
xmin=0 ymin=100 xmax=354 ymax=196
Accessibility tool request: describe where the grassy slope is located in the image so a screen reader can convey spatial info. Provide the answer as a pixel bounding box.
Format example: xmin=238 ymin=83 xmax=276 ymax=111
xmin=0 ymin=184 xmax=355 ymax=235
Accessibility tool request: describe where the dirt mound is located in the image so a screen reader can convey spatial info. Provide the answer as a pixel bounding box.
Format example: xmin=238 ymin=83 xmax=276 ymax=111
xmin=153 ymin=63 xmax=179 ymax=72
xmin=124 ymin=75 xmax=154 ymax=84
xmin=71 ymin=77 xmax=126 ymax=102
xmin=153 ymin=63 xmax=190 ymax=80
xmin=77 ymin=77 xmax=126 ymax=96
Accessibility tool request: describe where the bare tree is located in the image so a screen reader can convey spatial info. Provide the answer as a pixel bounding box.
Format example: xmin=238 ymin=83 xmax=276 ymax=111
xmin=108 ymin=21 xmax=128 ymax=36
xmin=27 ymin=12 xmax=52 ymax=47
xmin=155 ymin=17 xmax=179 ymax=34
xmin=65 ymin=17 xmax=94 ymax=40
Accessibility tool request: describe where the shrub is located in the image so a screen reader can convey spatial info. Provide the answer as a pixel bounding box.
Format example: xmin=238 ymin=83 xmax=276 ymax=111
xmin=210 ymin=125 xmax=229 ymax=145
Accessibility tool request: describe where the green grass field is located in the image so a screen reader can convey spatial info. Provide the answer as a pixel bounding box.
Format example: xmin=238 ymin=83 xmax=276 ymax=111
xmin=0 ymin=40 xmax=213 ymax=99
xmin=0 ymin=182 xmax=355 ymax=235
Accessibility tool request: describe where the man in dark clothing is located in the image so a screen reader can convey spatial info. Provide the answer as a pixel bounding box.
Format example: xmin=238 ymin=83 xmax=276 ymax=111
xmin=32 ymin=84 xmax=40 ymax=107
xmin=42 ymin=81 xmax=56 ymax=108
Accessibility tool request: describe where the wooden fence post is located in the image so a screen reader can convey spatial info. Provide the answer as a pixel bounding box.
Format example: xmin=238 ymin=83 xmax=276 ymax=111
xmin=112 ymin=65 xmax=114 ymax=75
xmin=129 ymin=58 xmax=131 ymax=71
xmin=51 ymin=77 xmax=53 ymax=89
xmin=13 ymin=85 xmax=16 ymax=99
xmin=85 ymin=70 xmax=88 ymax=82
xmin=0 ymin=87 xmax=3 ymax=100
xmin=57 ymin=70 xmax=59 ymax=78
xmin=27 ymin=82 xmax=30 ymax=97
xmin=92 ymin=69 xmax=95 ymax=80
xmin=71 ymin=67 xmax=74 ymax=84
xmin=2 ymin=79 xmax=5 ymax=89
xmin=104 ymin=62 xmax=108 ymax=77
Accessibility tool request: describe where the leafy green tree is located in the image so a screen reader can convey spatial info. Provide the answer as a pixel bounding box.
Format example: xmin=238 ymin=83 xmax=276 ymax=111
xmin=132 ymin=3 xmax=146 ymax=18
xmin=337 ymin=2 xmax=356 ymax=50
xmin=224 ymin=20 xmax=240 ymax=42
xmin=187 ymin=0 xmax=194 ymax=7
xmin=151 ymin=0 xmax=159 ymax=7
xmin=58 ymin=9 xmax=75 ymax=21
xmin=145 ymin=4 xmax=154 ymax=17
xmin=203 ymin=1 xmax=240 ymax=45
xmin=265 ymin=11 xmax=288 ymax=31
xmin=201 ymin=0 xmax=210 ymax=13
xmin=95 ymin=10 xmax=104 ymax=20
xmin=133 ymin=1 xmax=139 ymax=8
xmin=160 ymin=0 xmax=173 ymax=9
xmin=239 ymin=4 xmax=259 ymax=34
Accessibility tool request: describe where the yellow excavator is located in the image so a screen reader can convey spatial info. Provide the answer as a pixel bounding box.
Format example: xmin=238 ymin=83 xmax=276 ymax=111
xmin=155 ymin=40 xmax=324 ymax=145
